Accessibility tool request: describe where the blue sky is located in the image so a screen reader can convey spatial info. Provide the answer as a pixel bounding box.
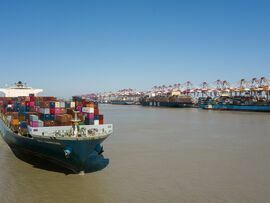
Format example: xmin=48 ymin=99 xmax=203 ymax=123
xmin=0 ymin=0 xmax=269 ymax=96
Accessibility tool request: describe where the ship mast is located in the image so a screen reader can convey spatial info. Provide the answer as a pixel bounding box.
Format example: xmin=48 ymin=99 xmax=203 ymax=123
xmin=71 ymin=111 xmax=81 ymax=137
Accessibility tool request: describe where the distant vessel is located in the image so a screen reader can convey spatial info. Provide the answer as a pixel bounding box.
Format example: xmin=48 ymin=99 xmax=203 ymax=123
xmin=0 ymin=81 xmax=43 ymax=97
xmin=199 ymin=96 xmax=270 ymax=112
xmin=140 ymin=95 xmax=193 ymax=108
xmin=0 ymin=82 xmax=113 ymax=173
xmin=111 ymin=100 xmax=136 ymax=105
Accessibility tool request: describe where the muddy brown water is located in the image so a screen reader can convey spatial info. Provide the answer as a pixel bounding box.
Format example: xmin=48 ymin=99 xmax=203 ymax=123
xmin=0 ymin=105 xmax=270 ymax=203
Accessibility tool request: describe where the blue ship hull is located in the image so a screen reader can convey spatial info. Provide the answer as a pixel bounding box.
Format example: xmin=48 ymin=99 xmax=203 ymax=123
xmin=200 ymin=104 xmax=270 ymax=112
xmin=0 ymin=119 xmax=111 ymax=173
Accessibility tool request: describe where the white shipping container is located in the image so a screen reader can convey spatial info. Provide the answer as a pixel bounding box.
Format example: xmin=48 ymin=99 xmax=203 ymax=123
xmin=7 ymin=116 xmax=12 ymax=122
xmin=38 ymin=120 xmax=44 ymax=127
xmin=44 ymin=108 xmax=50 ymax=114
xmin=55 ymin=102 xmax=60 ymax=108
xmin=39 ymin=108 xmax=44 ymax=114
xmin=89 ymin=108 xmax=94 ymax=113
xmin=30 ymin=115 xmax=38 ymax=121
xmin=40 ymin=108 xmax=50 ymax=114
xmin=94 ymin=120 xmax=99 ymax=125
xmin=82 ymin=107 xmax=89 ymax=113
xmin=60 ymin=102 xmax=65 ymax=108
xmin=70 ymin=102 xmax=75 ymax=108
xmin=82 ymin=107 xmax=94 ymax=113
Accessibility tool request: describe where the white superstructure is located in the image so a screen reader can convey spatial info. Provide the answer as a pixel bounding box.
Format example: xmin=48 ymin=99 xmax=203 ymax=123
xmin=0 ymin=81 xmax=43 ymax=97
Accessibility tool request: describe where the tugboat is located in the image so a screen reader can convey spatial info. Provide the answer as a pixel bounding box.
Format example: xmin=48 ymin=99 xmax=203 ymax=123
xmin=0 ymin=82 xmax=113 ymax=173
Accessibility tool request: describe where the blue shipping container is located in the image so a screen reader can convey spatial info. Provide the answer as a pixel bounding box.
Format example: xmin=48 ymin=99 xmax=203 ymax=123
xmin=49 ymin=102 xmax=55 ymax=108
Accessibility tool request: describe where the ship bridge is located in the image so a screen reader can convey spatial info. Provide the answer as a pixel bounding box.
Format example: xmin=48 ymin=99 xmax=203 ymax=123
xmin=0 ymin=81 xmax=43 ymax=97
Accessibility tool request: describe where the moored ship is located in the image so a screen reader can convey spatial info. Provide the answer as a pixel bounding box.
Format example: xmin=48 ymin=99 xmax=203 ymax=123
xmin=111 ymin=100 xmax=136 ymax=105
xmin=199 ymin=96 xmax=270 ymax=112
xmin=0 ymin=82 xmax=113 ymax=173
xmin=140 ymin=95 xmax=193 ymax=108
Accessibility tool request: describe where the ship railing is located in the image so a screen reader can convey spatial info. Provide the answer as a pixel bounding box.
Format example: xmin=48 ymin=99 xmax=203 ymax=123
xmin=0 ymin=112 xmax=11 ymax=128
xmin=33 ymin=128 xmax=112 ymax=139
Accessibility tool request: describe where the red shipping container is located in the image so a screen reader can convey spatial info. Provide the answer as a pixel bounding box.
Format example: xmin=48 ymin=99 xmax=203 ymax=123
xmin=94 ymin=108 xmax=99 ymax=115
xmin=99 ymin=115 xmax=104 ymax=124
xmin=50 ymin=108 xmax=55 ymax=114
xmin=99 ymin=119 xmax=104 ymax=125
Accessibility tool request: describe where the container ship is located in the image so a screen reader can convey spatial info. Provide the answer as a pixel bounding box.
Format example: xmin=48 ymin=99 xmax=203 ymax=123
xmin=0 ymin=82 xmax=113 ymax=173
xmin=199 ymin=96 xmax=270 ymax=112
xmin=140 ymin=95 xmax=193 ymax=108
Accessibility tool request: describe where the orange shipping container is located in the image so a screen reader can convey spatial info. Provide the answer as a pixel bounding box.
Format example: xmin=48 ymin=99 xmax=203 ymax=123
xmin=86 ymin=102 xmax=94 ymax=108
xmin=5 ymin=112 xmax=19 ymax=119
xmin=40 ymin=101 xmax=50 ymax=108
xmin=44 ymin=120 xmax=55 ymax=127
xmin=55 ymin=121 xmax=72 ymax=126
xmin=56 ymin=114 xmax=72 ymax=123
xmin=18 ymin=115 xmax=25 ymax=122
xmin=11 ymin=119 xmax=19 ymax=126
xmin=60 ymin=108 xmax=67 ymax=114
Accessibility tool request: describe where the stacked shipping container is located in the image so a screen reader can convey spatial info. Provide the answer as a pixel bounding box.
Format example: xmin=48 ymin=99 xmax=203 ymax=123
xmin=73 ymin=96 xmax=103 ymax=125
xmin=0 ymin=95 xmax=104 ymax=134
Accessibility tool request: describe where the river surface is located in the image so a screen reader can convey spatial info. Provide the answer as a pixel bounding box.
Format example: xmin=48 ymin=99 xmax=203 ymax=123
xmin=0 ymin=105 xmax=270 ymax=203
